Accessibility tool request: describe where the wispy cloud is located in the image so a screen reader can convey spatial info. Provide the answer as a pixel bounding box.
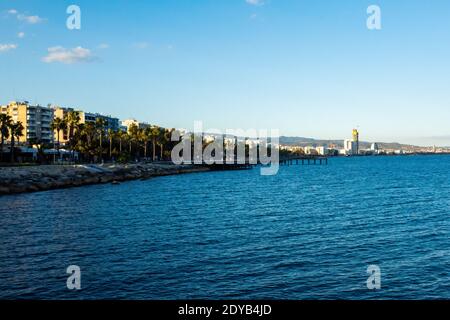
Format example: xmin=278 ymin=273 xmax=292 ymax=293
xmin=133 ymin=42 xmax=150 ymax=49
xmin=6 ymin=9 xmax=45 ymax=24
xmin=98 ymin=43 xmax=110 ymax=49
xmin=246 ymin=0 xmax=265 ymax=6
xmin=18 ymin=32 xmax=25 ymax=39
xmin=0 ymin=44 xmax=18 ymax=52
xmin=17 ymin=14 xmax=45 ymax=24
xmin=42 ymin=46 xmax=98 ymax=64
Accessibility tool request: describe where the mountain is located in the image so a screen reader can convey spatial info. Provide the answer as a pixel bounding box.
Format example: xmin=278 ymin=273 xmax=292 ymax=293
xmin=279 ymin=136 xmax=419 ymax=151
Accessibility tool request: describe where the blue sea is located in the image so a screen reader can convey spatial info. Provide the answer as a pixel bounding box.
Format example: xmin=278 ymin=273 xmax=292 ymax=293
xmin=1 ymin=155 xmax=450 ymax=299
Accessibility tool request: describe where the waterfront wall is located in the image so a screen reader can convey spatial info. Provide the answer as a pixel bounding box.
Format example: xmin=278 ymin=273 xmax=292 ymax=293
xmin=0 ymin=163 xmax=210 ymax=195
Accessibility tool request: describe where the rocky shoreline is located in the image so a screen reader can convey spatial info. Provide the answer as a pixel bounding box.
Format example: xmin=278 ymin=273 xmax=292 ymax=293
xmin=0 ymin=163 xmax=211 ymax=195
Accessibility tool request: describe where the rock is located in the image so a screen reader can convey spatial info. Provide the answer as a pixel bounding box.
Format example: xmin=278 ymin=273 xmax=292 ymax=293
xmin=0 ymin=186 xmax=10 ymax=194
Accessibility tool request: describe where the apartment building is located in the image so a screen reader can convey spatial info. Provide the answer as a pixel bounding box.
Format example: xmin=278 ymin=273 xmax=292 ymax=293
xmin=52 ymin=107 xmax=121 ymax=144
xmin=121 ymin=119 xmax=151 ymax=133
xmin=81 ymin=112 xmax=120 ymax=131
xmin=1 ymin=101 xmax=54 ymax=144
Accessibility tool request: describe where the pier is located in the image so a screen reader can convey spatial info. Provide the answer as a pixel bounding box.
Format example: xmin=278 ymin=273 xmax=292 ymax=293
xmin=194 ymin=155 xmax=329 ymax=171
xmin=279 ymin=156 xmax=328 ymax=166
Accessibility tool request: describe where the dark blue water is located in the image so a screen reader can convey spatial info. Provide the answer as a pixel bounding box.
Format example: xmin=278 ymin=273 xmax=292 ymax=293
xmin=1 ymin=155 xmax=450 ymax=299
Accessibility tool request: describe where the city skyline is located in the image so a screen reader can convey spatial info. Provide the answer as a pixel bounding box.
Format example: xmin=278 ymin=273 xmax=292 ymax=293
xmin=1 ymin=0 xmax=450 ymax=146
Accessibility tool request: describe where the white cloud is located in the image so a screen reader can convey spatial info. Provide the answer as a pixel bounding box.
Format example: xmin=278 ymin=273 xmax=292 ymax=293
xmin=42 ymin=46 xmax=98 ymax=64
xmin=18 ymin=32 xmax=25 ymax=38
xmin=98 ymin=43 xmax=109 ymax=49
xmin=17 ymin=14 xmax=45 ymax=24
xmin=133 ymin=42 xmax=150 ymax=49
xmin=246 ymin=0 xmax=265 ymax=6
xmin=6 ymin=9 xmax=45 ymax=23
xmin=0 ymin=44 xmax=18 ymax=52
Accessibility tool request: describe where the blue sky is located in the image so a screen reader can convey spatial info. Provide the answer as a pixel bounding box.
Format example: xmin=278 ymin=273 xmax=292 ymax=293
xmin=1 ymin=0 xmax=450 ymax=146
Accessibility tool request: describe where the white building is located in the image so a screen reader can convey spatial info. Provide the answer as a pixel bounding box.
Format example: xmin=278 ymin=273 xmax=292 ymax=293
xmin=316 ymin=146 xmax=326 ymax=156
xmin=371 ymin=143 xmax=379 ymax=152
xmin=344 ymin=139 xmax=358 ymax=155
xmin=121 ymin=119 xmax=151 ymax=132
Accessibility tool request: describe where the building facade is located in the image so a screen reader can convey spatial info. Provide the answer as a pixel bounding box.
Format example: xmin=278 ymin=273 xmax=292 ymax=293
xmin=344 ymin=139 xmax=358 ymax=155
xmin=121 ymin=119 xmax=151 ymax=133
xmin=1 ymin=101 xmax=54 ymax=144
xmin=81 ymin=112 xmax=120 ymax=131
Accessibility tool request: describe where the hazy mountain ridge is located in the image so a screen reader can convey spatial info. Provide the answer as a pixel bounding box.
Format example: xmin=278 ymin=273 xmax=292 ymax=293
xmin=279 ymin=136 xmax=418 ymax=150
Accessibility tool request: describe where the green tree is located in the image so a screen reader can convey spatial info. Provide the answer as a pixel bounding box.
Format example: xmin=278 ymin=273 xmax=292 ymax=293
xmin=65 ymin=111 xmax=81 ymax=161
xmin=148 ymin=125 xmax=161 ymax=161
xmin=128 ymin=124 xmax=139 ymax=160
xmin=50 ymin=117 xmax=67 ymax=162
xmin=138 ymin=128 xmax=151 ymax=159
xmin=108 ymin=128 xmax=114 ymax=159
xmin=116 ymin=129 xmax=126 ymax=155
xmin=95 ymin=118 xmax=106 ymax=162
xmin=9 ymin=121 xmax=24 ymax=162
xmin=158 ymin=127 xmax=170 ymax=160
xmin=0 ymin=114 xmax=12 ymax=162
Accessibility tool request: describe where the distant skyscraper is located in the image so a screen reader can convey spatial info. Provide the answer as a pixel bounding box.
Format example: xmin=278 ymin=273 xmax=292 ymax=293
xmin=352 ymin=129 xmax=359 ymax=155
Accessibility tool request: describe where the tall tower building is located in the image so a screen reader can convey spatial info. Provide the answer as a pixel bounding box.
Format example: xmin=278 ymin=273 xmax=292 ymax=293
xmin=352 ymin=129 xmax=359 ymax=155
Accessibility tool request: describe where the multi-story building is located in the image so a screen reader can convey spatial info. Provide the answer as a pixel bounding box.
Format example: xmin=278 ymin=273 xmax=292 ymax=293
xmin=1 ymin=101 xmax=54 ymax=144
xmin=52 ymin=106 xmax=121 ymax=144
xmin=352 ymin=129 xmax=359 ymax=154
xmin=52 ymin=106 xmax=75 ymax=144
xmin=81 ymin=112 xmax=120 ymax=131
xmin=344 ymin=139 xmax=358 ymax=155
xmin=316 ymin=146 xmax=326 ymax=156
xmin=370 ymin=143 xmax=379 ymax=152
xmin=121 ymin=119 xmax=151 ymax=133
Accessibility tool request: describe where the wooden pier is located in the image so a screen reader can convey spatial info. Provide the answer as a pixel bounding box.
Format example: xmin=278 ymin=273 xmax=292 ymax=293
xmin=199 ymin=155 xmax=328 ymax=170
xmin=279 ymin=156 xmax=328 ymax=166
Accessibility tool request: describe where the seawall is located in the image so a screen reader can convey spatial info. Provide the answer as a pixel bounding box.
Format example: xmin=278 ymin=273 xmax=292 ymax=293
xmin=0 ymin=163 xmax=210 ymax=195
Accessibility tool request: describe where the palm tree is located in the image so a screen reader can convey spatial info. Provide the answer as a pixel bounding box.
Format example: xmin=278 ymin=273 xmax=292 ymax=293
xmin=108 ymin=128 xmax=114 ymax=159
xmin=51 ymin=117 xmax=67 ymax=162
xmin=128 ymin=123 xmax=139 ymax=159
xmin=148 ymin=125 xmax=161 ymax=161
xmin=0 ymin=114 xmax=12 ymax=162
xmin=116 ymin=129 xmax=126 ymax=154
xmin=95 ymin=118 xmax=106 ymax=162
xmin=78 ymin=123 xmax=96 ymax=162
xmin=65 ymin=111 xmax=81 ymax=161
xmin=137 ymin=128 xmax=149 ymax=159
xmin=9 ymin=121 xmax=24 ymax=162
xmin=158 ymin=127 xmax=169 ymax=160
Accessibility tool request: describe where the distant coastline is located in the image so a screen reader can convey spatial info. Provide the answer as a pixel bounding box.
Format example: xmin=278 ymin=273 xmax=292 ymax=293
xmin=2 ymin=153 xmax=449 ymax=196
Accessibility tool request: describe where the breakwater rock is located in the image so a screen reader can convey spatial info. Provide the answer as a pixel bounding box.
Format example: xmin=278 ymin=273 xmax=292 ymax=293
xmin=0 ymin=163 xmax=210 ymax=195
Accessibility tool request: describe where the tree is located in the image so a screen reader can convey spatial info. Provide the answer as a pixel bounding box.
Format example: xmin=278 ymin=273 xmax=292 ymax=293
xmin=158 ymin=127 xmax=170 ymax=160
xmin=0 ymin=114 xmax=12 ymax=162
xmin=51 ymin=117 xmax=67 ymax=162
xmin=95 ymin=118 xmax=106 ymax=162
xmin=138 ymin=128 xmax=152 ymax=159
xmin=128 ymin=124 xmax=139 ymax=160
xmin=65 ymin=111 xmax=81 ymax=161
xmin=107 ymin=128 xmax=114 ymax=159
xmin=148 ymin=125 xmax=161 ymax=161
xmin=116 ymin=129 xmax=126 ymax=154
xmin=9 ymin=121 xmax=24 ymax=162
xmin=74 ymin=123 xmax=96 ymax=163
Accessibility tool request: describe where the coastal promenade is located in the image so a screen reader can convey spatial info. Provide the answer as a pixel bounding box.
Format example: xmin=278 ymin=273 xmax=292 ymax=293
xmin=0 ymin=163 xmax=210 ymax=195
